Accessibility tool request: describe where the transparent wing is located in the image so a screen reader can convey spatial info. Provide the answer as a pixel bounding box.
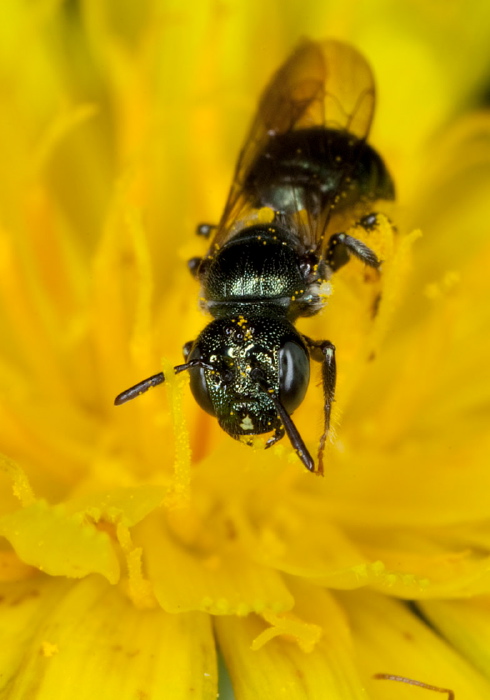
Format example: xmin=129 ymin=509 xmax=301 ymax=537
xmin=207 ymin=39 xmax=377 ymax=253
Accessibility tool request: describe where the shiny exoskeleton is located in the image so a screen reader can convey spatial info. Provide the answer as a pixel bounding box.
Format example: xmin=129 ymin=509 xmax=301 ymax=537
xmin=115 ymin=40 xmax=395 ymax=474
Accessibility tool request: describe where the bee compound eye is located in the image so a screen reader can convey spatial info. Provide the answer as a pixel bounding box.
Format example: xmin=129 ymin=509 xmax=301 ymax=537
xmin=278 ymin=341 xmax=310 ymax=414
xmin=187 ymin=347 xmax=216 ymax=417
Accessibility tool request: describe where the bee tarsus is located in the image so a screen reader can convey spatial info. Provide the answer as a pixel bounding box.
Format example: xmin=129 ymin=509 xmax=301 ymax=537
xmin=196 ymin=223 xmax=216 ymax=238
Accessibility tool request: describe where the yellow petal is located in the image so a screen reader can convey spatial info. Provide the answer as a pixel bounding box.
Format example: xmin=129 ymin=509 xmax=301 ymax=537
xmin=420 ymin=596 xmax=490 ymax=678
xmin=339 ymin=589 xmax=490 ymax=699
xmin=138 ymin=509 xmax=294 ymax=616
xmin=406 ymin=113 xmax=490 ymax=281
xmin=64 ymin=484 xmax=166 ymax=526
xmin=0 ymin=574 xmax=217 ymax=700
xmin=0 ymin=500 xmax=119 ymax=583
xmin=229 ymin=479 xmax=433 ymax=596
xmin=216 ymin=579 xmax=368 ymax=700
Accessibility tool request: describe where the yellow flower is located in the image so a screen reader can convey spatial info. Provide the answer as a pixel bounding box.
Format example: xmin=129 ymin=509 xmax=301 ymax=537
xmin=1 ymin=1 xmax=490 ymax=698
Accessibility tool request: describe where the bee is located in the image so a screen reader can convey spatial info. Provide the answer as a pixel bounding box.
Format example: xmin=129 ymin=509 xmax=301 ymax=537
xmin=115 ymin=39 xmax=394 ymax=475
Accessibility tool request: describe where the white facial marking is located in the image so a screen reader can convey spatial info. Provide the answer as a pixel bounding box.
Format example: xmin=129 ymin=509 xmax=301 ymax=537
xmin=240 ymin=415 xmax=254 ymax=431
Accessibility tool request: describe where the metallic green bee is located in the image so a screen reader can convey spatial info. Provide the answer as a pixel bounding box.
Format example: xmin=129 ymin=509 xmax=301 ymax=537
xmin=115 ymin=40 xmax=394 ymax=475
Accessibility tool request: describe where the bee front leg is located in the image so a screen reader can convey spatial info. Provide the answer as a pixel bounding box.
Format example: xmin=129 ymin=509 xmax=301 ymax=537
xmin=304 ymin=337 xmax=336 ymax=476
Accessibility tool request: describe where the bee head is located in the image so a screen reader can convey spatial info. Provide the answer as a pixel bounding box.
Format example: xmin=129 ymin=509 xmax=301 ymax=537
xmin=186 ymin=316 xmax=310 ymax=446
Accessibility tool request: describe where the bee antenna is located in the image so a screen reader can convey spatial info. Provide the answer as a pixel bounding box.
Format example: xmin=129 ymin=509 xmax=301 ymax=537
xmin=251 ymin=369 xmax=316 ymax=474
xmin=173 ymin=359 xmax=214 ymax=374
xmin=114 ymin=360 xmax=214 ymax=406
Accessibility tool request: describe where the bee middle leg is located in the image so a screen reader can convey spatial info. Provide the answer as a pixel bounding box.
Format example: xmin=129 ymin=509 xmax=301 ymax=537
xmin=187 ymin=256 xmax=211 ymax=279
xmin=187 ymin=256 xmax=203 ymax=278
xmin=304 ymin=337 xmax=336 ymax=476
xmin=195 ymin=223 xmax=216 ymax=238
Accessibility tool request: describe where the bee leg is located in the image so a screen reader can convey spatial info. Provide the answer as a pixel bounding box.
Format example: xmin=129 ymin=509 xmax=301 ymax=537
xmin=357 ymin=212 xmax=397 ymax=234
xmin=188 ymin=255 xmax=212 ymax=280
xmin=304 ymin=337 xmax=336 ymax=476
xmin=265 ymin=424 xmax=285 ymax=449
xmin=187 ymin=256 xmax=202 ymax=278
xmin=325 ymin=232 xmax=380 ymax=272
xmin=357 ymin=212 xmax=378 ymax=230
xmin=195 ymin=223 xmax=216 ymax=238
xmin=182 ymin=340 xmax=194 ymax=361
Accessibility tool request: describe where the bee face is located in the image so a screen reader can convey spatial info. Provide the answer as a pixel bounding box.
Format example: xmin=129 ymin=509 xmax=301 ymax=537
xmin=187 ymin=318 xmax=310 ymax=439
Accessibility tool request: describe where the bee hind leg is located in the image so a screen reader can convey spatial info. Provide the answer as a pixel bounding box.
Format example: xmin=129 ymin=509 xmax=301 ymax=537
xmin=357 ymin=212 xmax=378 ymax=230
xmin=325 ymin=232 xmax=380 ymax=272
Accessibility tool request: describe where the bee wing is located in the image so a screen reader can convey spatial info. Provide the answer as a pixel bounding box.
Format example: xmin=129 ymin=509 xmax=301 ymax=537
xmin=316 ymin=39 xmax=375 ymax=137
xmin=208 ymin=40 xmax=376 ymax=252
